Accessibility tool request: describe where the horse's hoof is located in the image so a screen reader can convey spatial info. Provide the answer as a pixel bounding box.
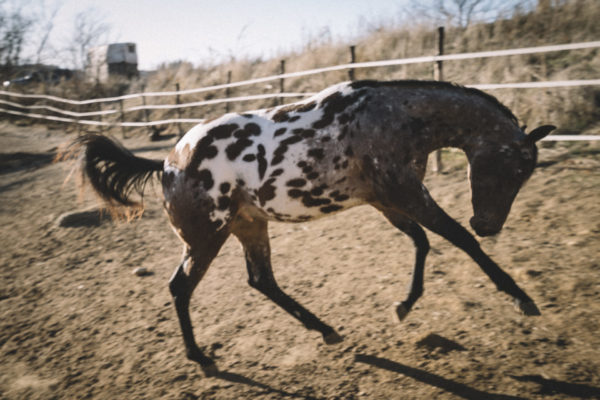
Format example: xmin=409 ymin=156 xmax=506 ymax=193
xmin=323 ymin=331 xmax=343 ymax=345
xmin=201 ymin=362 xmax=219 ymax=378
xmin=395 ymin=302 xmax=410 ymax=321
xmin=516 ymin=299 xmax=541 ymax=316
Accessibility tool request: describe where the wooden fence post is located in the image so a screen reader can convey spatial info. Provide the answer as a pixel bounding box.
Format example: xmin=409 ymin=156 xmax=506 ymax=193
xmin=433 ymin=26 xmax=445 ymax=174
xmin=175 ymin=82 xmax=184 ymax=138
xmin=118 ymin=99 xmax=126 ymax=138
xmin=141 ymin=84 xmax=160 ymax=140
xmin=225 ymin=70 xmax=232 ymax=113
xmin=278 ymin=60 xmax=285 ymax=105
xmin=348 ymin=45 xmax=356 ymax=81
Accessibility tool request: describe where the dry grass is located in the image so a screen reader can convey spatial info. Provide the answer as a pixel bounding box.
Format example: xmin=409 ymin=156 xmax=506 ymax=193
xmin=11 ymin=0 xmax=600 ymax=137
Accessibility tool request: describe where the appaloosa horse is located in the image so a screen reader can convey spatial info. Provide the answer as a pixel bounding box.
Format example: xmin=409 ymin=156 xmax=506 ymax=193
xmin=62 ymin=80 xmax=554 ymax=375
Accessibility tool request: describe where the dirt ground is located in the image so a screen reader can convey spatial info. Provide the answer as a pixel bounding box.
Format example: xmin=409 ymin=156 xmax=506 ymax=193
xmin=1 ymin=121 xmax=599 ymax=400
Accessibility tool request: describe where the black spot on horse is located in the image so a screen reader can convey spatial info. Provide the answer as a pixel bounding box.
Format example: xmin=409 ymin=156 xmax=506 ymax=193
xmin=344 ymin=146 xmax=354 ymax=157
xmin=236 ymin=179 xmax=246 ymax=187
xmin=307 ymin=148 xmax=325 ymax=161
xmin=288 ymin=189 xmax=304 ymax=198
xmin=289 ymin=116 xmax=301 ymax=123
xmin=306 ymin=171 xmax=319 ymax=180
xmin=320 ymin=204 xmax=343 ymax=213
xmin=312 ymin=92 xmax=361 ymax=130
xmin=281 ymin=135 xmax=303 ymax=146
xmin=245 ymin=123 xmax=261 ymax=136
xmin=272 ymin=135 xmax=303 ymax=166
xmin=310 ymin=187 xmax=324 ymax=196
xmin=302 ymin=194 xmax=331 ymax=207
xmin=257 ymin=178 xmax=277 ymax=206
xmin=296 ymin=101 xmax=317 ymax=112
xmin=293 ymin=128 xmax=315 ymax=138
xmin=286 ymin=178 xmax=307 ymax=187
xmin=208 ymin=124 xmax=238 ymax=140
xmin=197 ymin=169 xmax=214 ymax=190
xmin=302 ymin=165 xmax=313 ymax=174
xmin=243 ymin=154 xmax=256 ymax=162
xmin=297 ymin=161 xmax=308 ymax=168
xmin=257 ymin=144 xmax=267 ymax=180
xmin=226 ymin=138 xmax=253 ymax=160
xmin=274 ymin=127 xmax=287 ymax=137
xmin=217 ymin=196 xmax=231 ymax=211
xmin=188 ymin=135 xmax=218 ymax=170
xmin=272 ymin=110 xmax=290 ymax=123
xmin=330 ymin=191 xmax=350 ymax=202
xmin=270 ymin=168 xmax=284 ymax=177
xmin=220 ymin=182 xmax=231 ymax=194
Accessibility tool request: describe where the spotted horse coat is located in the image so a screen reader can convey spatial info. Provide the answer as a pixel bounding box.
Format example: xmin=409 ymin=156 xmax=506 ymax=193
xmin=62 ymin=79 xmax=554 ymax=375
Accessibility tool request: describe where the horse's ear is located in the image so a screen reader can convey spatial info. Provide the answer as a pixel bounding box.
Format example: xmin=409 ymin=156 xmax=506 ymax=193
xmin=525 ymin=125 xmax=555 ymax=144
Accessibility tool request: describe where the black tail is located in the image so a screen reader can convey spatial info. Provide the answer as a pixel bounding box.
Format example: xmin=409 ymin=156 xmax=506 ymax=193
xmin=58 ymin=133 xmax=163 ymax=213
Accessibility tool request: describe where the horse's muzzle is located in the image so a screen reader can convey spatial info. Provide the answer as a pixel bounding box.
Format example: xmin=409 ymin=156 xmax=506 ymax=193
xmin=470 ymin=216 xmax=501 ymax=237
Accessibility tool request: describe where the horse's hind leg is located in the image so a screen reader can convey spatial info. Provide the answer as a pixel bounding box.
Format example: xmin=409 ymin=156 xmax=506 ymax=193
xmin=381 ymin=210 xmax=430 ymax=321
xmin=169 ymin=230 xmax=229 ymax=376
xmin=231 ymin=217 xmax=342 ymax=344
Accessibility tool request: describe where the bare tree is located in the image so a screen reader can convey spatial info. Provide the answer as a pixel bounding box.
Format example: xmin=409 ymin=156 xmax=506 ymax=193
xmin=0 ymin=1 xmax=33 ymax=66
xmin=33 ymin=1 xmax=62 ymax=64
xmin=405 ymin=0 xmax=535 ymax=27
xmin=66 ymin=8 xmax=111 ymax=70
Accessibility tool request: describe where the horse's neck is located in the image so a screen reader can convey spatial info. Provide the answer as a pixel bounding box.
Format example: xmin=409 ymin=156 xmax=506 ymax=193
xmin=419 ymin=112 xmax=518 ymax=159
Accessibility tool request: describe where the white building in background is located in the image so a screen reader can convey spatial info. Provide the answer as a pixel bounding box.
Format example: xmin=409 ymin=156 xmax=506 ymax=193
xmin=86 ymin=43 xmax=138 ymax=83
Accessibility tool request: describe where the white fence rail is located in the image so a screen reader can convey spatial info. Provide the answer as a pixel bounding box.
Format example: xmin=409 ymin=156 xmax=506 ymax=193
xmin=1 ymin=40 xmax=599 ymax=142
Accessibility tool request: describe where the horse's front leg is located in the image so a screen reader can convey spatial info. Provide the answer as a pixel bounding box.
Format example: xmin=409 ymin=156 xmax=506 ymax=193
xmin=375 ymin=174 xmax=540 ymax=316
xmin=379 ymin=209 xmax=430 ymax=320
xmin=231 ymin=217 xmax=342 ymax=344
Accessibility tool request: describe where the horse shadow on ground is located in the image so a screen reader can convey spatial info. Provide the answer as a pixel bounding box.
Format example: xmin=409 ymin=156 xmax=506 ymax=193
xmin=510 ymin=374 xmax=600 ymax=398
xmin=355 ymin=354 xmax=526 ymax=400
xmin=0 ymin=151 xmax=56 ymax=174
xmin=355 ymin=354 xmax=600 ymax=400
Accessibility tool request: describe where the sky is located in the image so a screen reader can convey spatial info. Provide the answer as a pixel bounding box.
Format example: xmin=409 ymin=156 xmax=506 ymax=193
xmin=35 ymin=0 xmax=407 ymax=70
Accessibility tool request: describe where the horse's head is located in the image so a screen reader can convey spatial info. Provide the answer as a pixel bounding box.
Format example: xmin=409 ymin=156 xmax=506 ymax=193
xmin=467 ymin=125 xmax=555 ymax=237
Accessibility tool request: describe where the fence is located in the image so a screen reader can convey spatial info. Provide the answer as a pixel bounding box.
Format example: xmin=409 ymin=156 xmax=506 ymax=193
xmin=1 ymin=38 xmax=600 ymax=143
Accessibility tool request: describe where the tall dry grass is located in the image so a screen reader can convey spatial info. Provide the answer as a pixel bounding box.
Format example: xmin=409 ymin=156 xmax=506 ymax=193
xmin=10 ymin=0 xmax=599 ymax=137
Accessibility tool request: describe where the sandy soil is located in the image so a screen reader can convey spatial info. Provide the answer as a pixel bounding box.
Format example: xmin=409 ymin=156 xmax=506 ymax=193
xmin=1 ymin=122 xmax=599 ymax=400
